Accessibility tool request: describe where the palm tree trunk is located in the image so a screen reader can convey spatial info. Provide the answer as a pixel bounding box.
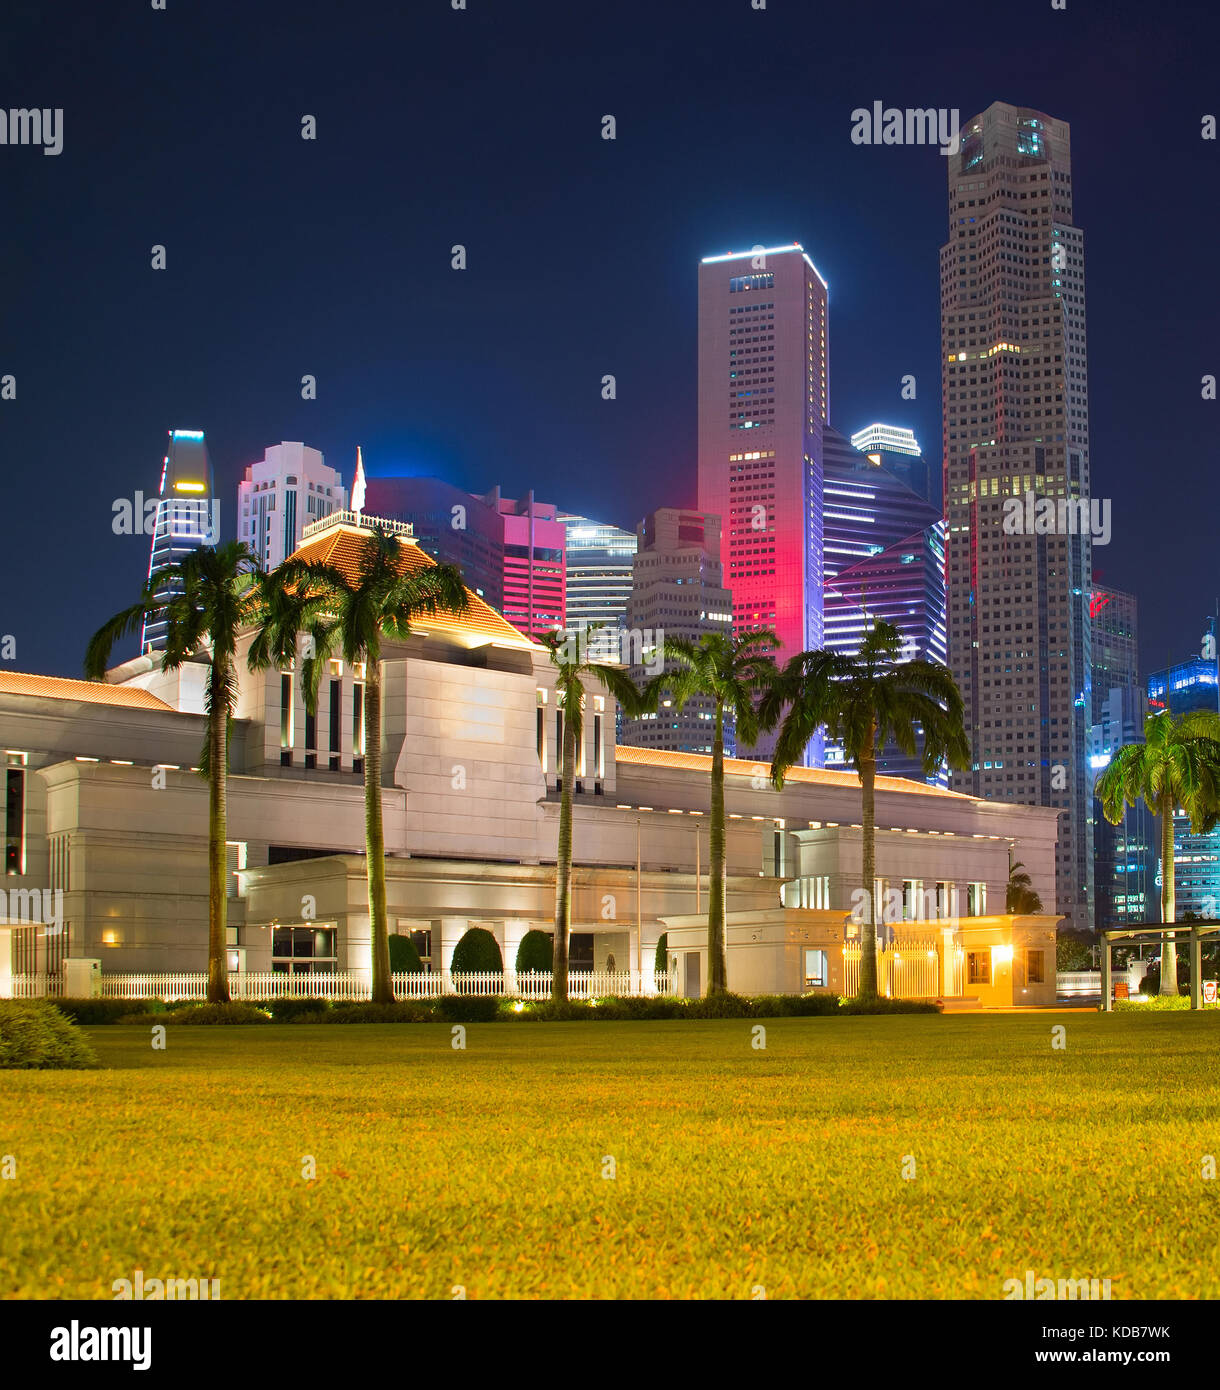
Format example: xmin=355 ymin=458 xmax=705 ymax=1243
xmin=552 ymin=703 xmax=576 ymax=1003
xmin=364 ymin=660 xmax=393 ymax=1004
xmin=708 ymin=702 xmax=728 ymax=994
xmin=1160 ymin=791 xmax=1177 ymax=996
xmin=858 ymin=725 xmax=879 ymax=1000
xmin=206 ymin=659 xmax=230 ymax=1004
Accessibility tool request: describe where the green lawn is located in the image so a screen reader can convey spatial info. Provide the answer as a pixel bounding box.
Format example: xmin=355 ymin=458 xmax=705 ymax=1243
xmin=2 ymin=1014 xmax=1218 ymax=1299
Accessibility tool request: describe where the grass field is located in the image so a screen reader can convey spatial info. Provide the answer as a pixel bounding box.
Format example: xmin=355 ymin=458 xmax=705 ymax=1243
xmin=2 ymin=1013 xmax=1218 ymax=1299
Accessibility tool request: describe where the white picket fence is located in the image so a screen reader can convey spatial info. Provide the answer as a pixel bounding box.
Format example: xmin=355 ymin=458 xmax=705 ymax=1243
xmin=8 ymin=967 xmax=679 ymax=1003
xmin=842 ymin=941 xmax=943 ymax=1000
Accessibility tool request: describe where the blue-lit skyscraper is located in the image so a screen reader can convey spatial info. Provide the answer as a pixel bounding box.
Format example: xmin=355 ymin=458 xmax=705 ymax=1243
xmin=142 ymin=429 xmax=218 ymax=653
xmin=1089 ymin=586 xmax=1154 ymax=931
xmin=821 ymin=425 xmax=948 ymax=784
xmin=849 ymin=422 xmax=935 ymax=508
xmin=1146 ymin=619 xmax=1220 ymax=919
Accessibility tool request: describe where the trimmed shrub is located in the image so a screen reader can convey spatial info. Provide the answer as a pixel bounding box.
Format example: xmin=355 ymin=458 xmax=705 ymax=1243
xmin=1113 ymin=994 xmax=1220 ymax=1012
xmin=601 ymin=995 xmax=685 ymax=1020
xmin=685 ymin=992 xmax=756 ymax=1019
xmin=388 ymin=934 xmax=424 ymax=973
xmin=749 ymin=993 xmax=841 ymax=1017
xmin=0 ymin=1001 xmax=99 ymax=1069
xmin=54 ymin=998 xmax=165 ymax=1025
xmin=654 ymin=933 xmax=668 ymax=975
xmin=311 ymin=1001 xmax=436 ymax=1023
xmin=838 ymin=997 xmax=941 ymax=1015
xmin=160 ymin=1003 xmax=271 ymax=1025
xmin=515 ymin=929 xmax=553 ymax=973
xmin=435 ymin=994 xmax=500 ymax=1023
xmin=451 ymin=927 xmax=503 ymax=975
xmin=254 ymin=997 xmax=331 ymax=1023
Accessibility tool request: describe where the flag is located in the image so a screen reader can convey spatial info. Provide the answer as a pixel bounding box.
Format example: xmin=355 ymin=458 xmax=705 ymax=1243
xmin=351 ymin=446 xmax=366 ymax=517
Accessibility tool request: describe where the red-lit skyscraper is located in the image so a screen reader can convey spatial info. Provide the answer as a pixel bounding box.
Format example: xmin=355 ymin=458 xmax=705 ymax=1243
xmin=697 ymin=244 xmax=829 ymax=760
xmin=364 ymin=477 xmax=565 ymax=641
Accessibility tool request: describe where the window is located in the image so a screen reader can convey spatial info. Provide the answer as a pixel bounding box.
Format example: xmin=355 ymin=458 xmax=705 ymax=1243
xmin=272 ymin=925 xmax=337 ymax=974
xmin=1026 ymin=948 xmax=1045 ymax=983
xmin=304 ymin=706 xmax=317 ymax=770
xmin=352 ymin=681 xmax=365 ymax=774
xmin=280 ymin=673 xmax=294 ymax=767
xmin=804 ymin=949 xmax=828 ymax=989
xmin=225 ymin=842 xmax=246 ymax=900
xmin=5 ymin=753 xmax=26 ymax=876
xmin=329 ymin=678 xmax=341 ymax=771
xmin=729 ymin=273 xmax=774 ymax=293
xmin=966 ymin=950 xmax=991 ymax=986
xmin=967 ymin=881 xmax=987 ymax=916
xmin=902 ymin=879 xmax=923 ymax=921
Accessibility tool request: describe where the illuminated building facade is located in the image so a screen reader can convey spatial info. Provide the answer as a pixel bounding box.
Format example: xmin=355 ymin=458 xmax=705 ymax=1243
xmin=940 ymin=102 xmax=1092 ymax=930
xmin=849 ymin=422 xmax=934 ymax=506
xmin=619 ymin=509 xmax=733 ymax=755
xmin=142 ymin=429 xmax=218 ymax=654
xmin=237 ymin=442 xmax=347 ymax=571
xmin=558 ymin=512 xmax=637 ymax=632
xmin=821 ymin=425 xmax=948 ymax=785
xmin=365 ymin=478 xmax=566 ymax=641
xmin=697 ymin=243 xmax=829 ymax=761
xmin=1087 ymin=585 xmax=1150 ymax=931
xmin=1146 ymin=623 xmax=1220 ymax=919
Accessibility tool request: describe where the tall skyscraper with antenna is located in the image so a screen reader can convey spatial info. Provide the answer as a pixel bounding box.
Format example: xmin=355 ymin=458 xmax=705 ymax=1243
xmin=940 ymin=102 xmax=1093 ymax=929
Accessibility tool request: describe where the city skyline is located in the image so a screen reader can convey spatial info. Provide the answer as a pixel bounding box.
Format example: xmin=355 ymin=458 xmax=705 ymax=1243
xmin=5 ymin=1 xmax=1216 ymax=684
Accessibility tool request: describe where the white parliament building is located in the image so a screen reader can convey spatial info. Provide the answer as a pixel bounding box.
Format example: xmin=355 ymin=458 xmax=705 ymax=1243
xmin=0 ymin=514 xmax=1063 ymax=1005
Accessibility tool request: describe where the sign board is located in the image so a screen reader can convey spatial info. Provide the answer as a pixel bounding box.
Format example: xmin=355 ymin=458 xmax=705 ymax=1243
xmin=1204 ymin=981 xmax=1217 ymax=1004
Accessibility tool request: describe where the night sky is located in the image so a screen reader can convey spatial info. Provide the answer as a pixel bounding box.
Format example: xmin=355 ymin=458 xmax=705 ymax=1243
xmin=4 ymin=0 xmax=1218 ymax=680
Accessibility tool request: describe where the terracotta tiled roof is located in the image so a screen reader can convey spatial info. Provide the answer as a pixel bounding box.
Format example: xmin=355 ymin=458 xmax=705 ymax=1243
xmin=288 ymin=523 xmax=538 ymax=651
xmin=0 ymin=672 xmax=175 ymax=711
xmin=613 ymin=744 xmax=975 ymax=798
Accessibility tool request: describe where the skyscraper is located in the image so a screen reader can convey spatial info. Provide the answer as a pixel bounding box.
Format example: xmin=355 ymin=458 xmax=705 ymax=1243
xmin=364 ymin=478 xmax=566 ymax=640
xmin=1087 ymin=586 xmax=1153 ymax=932
xmin=141 ymin=429 xmax=217 ymax=654
xmin=821 ymin=425 xmax=948 ymax=784
xmin=697 ymin=243 xmax=829 ymax=760
xmin=848 ymin=422 xmax=934 ymax=506
xmin=940 ymin=103 xmax=1093 ymax=930
xmin=1090 ymin=584 xmax=1139 ymax=723
xmin=1146 ymin=621 xmax=1220 ymax=920
xmin=558 ymin=512 xmax=637 ymax=633
xmin=238 ymin=442 xmax=347 ymax=571
xmin=619 ymin=509 xmax=734 ymax=755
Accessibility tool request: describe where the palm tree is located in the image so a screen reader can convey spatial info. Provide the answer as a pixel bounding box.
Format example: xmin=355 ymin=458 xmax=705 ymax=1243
xmin=1096 ymin=708 xmax=1220 ymax=995
xmin=1006 ymin=854 xmax=1044 ymax=914
xmin=762 ymin=620 xmax=968 ymax=1001
xmin=643 ymin=630 xmax=780 ymax=995
xmin=541 ymin=623 xmax=644 ymax=1002
xmin=262 ymin=527 xmax=469 ymax=1004
xmin=85 ymin=542 xmax=261 ymax=1003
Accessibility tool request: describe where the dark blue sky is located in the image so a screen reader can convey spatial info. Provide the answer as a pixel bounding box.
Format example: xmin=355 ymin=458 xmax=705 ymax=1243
xmin=4 ymin=0 xmax=1218 ymax=678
